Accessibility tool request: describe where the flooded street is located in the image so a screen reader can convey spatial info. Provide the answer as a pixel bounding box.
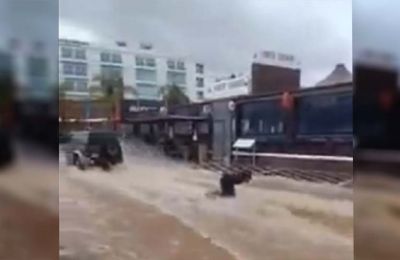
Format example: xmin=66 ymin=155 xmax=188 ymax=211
xmin=60 ymin=141 xmax=353 ymax=260
xmin=0 ymin=145 xmax=59 ymax=260
xmin=60 ymin=173 xmax=235 ymax=260
xmin=355 ymin=175 xmax=400 ymax=260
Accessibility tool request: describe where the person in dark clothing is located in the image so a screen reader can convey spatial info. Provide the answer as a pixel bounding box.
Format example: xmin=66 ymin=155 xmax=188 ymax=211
xmin=220 ymin=170 xmax=252 ymax=197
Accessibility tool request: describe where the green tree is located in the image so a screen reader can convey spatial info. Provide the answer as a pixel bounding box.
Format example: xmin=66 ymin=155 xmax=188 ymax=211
xmin=92 ymin=75 xmax=124 ymax=102
xmin=92 ymin=75 xmax=125 ymax=129
xmin=159 ymin=84 xmax=190 ymax=109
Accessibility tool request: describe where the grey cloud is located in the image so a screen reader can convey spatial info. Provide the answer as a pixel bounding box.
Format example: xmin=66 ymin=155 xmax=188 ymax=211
xmin=60 ymin=0 xmax=352 ymax=86
xmin=354 ymin=0 xmax=400 ymax=61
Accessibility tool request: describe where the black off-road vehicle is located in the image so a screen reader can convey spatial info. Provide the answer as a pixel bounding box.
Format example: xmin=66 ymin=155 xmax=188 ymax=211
xmin=64 ymin=131 xmax=123 ymax=170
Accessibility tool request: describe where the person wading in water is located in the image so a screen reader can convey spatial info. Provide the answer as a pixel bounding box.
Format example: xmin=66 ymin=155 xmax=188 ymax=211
xmin=219 ymin=170 xmax=252 ymax=197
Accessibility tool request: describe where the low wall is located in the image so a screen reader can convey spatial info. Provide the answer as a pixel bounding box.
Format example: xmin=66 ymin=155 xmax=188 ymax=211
xmin=233 ymin=151 xmax=353 ymax=174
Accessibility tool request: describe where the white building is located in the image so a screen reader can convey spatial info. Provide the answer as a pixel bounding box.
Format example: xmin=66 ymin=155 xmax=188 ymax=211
xmin=59 ymin=39 xmax=207 ymax=102
xmin=0 ymin=0 xmax=58 ymax=101
xmin=205 ymin=73 xmax=250 ymax=100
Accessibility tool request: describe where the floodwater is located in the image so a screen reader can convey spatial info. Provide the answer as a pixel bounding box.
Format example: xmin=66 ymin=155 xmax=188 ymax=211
xmin=60 ymin=139 xmax=353 ymax=260
xmin=355 ymin=175 xmax=400 ymax=260
xmin=0 ymin=144 xmax=59 ymax=260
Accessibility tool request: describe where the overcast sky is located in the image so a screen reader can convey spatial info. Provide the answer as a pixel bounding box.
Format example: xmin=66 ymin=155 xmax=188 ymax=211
xmin=353 ymin=0 xmax=400 ymax=62
xmin=60 ymin=0 xmax=352 ymax=86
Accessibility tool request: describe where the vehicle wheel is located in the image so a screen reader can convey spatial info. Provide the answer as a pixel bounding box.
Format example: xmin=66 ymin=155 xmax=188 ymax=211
xmin=73 ymin=154 xmax=86 ymax=171
xmin=107 ymin=144 xmax=121 ymax=165
xmin=107 ymin=144 xmax=118 ymax=156
xmin=72 ymin=154 xmax=78 ymax=166
xmin=100 ymin=159 xmax=111 ymax=171
xmin=78 ymin=159 xmax=86 ymax=170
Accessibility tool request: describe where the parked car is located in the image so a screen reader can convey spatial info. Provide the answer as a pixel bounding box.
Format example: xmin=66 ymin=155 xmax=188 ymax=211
xmin=64 ymin=131 xmax=123 ymax=170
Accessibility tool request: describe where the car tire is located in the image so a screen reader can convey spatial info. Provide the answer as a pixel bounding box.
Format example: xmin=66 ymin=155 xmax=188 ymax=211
xmin=107 ymin=144 xmax=122 ymax=165
xmin=73 ymin=154 xmax=86 ymax=171
xmin=72 ymin=154 xmax=78 ymax=166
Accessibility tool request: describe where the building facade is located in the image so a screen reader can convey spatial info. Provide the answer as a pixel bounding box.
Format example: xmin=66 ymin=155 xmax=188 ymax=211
xmin=58 ymin=39 xmax=207 ymax=103
xmin=251 ymin=50 xmax=301 ymax=95
xmin=205 ymin=50 xmax=301 ymax=101
xmin=1 ymin=1 xmax=58 ymax=101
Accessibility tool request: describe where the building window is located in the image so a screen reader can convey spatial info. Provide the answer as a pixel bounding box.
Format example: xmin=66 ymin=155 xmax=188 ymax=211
xmin=196 ymin=77 xmax=204 ymax=88
xmin=137 ymin=83 xmax=158 ymax=99
xmin=62 ymin=62 xmax=87 ymax=76
xmin=196 ymin=63 xmax=204 ymax=74
xmin=278 ymin=53 xmax=294 ymax=62
xmin=167 ymin=71 xmax=186 ymax=86
xmin=177 ymin=61 xmax=185 ymax=70
xmin=297 ymin=93 xmax=352 ymax=135
xmin=167 ymin=59 xmax=185 ymax=70
xmin=136 ymin=68 xmax=157 ymax=82
xmin=136 ymin=56 xmax=145 ymax=66
xmin=145 ymin=57 xmax=155 ymax=67
xmin=61 ymin=47 xmax=72 ymax=58
xmin=62 ymin=62 xmax=73 ymax=75
xmin=112 ymin=53 xmax=122 ymax=63
xmin=240 ymin=100 xmax=284 ymax=136
xmin=63 ymin=78 xmax=88 ymax=92
xmin=196 ymin=91 xmax=204 ymax=100
xmin=100 ymin=52 xmax=110 ymax=62
xmin=75 ymin=49 xmax=86 ymax=60
xmin=263 ymin=51 xmax=276 ymax=59
xmin=136 ymin=56 xmax=156 ymax=67
xmin=167 ymin=59 xmax=175 ymax=70
xmin=101 ymin=65 xmax=122 ymax=80
xmin=75 ymin=63 xmax=87 ymax=76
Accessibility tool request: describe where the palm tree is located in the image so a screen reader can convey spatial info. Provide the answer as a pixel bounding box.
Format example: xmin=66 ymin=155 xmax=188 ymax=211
xmin=92 ymin=74 xmax=125 ymax=130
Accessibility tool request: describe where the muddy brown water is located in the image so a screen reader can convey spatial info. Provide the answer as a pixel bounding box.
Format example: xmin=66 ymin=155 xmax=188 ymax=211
xmin=0 ymin=152 xmax=59 ymax=260
xmin=60 ymin=176 xmax=235 ymax=260
xmin=355 ymin=175 xmax=400 ymax=260
xmin=60 ymin=142 xmax=353 ymax=260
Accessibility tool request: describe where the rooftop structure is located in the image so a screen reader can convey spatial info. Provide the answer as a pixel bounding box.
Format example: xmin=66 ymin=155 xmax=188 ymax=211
xmin=316 ymin=63 xmax=352 ymax=86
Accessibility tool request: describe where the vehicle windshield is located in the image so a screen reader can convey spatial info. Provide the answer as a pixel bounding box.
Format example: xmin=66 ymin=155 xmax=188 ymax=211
xmin=88 ymin=132 xmax=119 ymax=146
xmin=71 ymin=131 xmax=89 ymax=144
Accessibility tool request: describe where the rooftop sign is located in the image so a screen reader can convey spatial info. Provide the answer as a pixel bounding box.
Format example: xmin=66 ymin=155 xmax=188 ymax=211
xmin=253 ymin=50 xmax=300 ymax=69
